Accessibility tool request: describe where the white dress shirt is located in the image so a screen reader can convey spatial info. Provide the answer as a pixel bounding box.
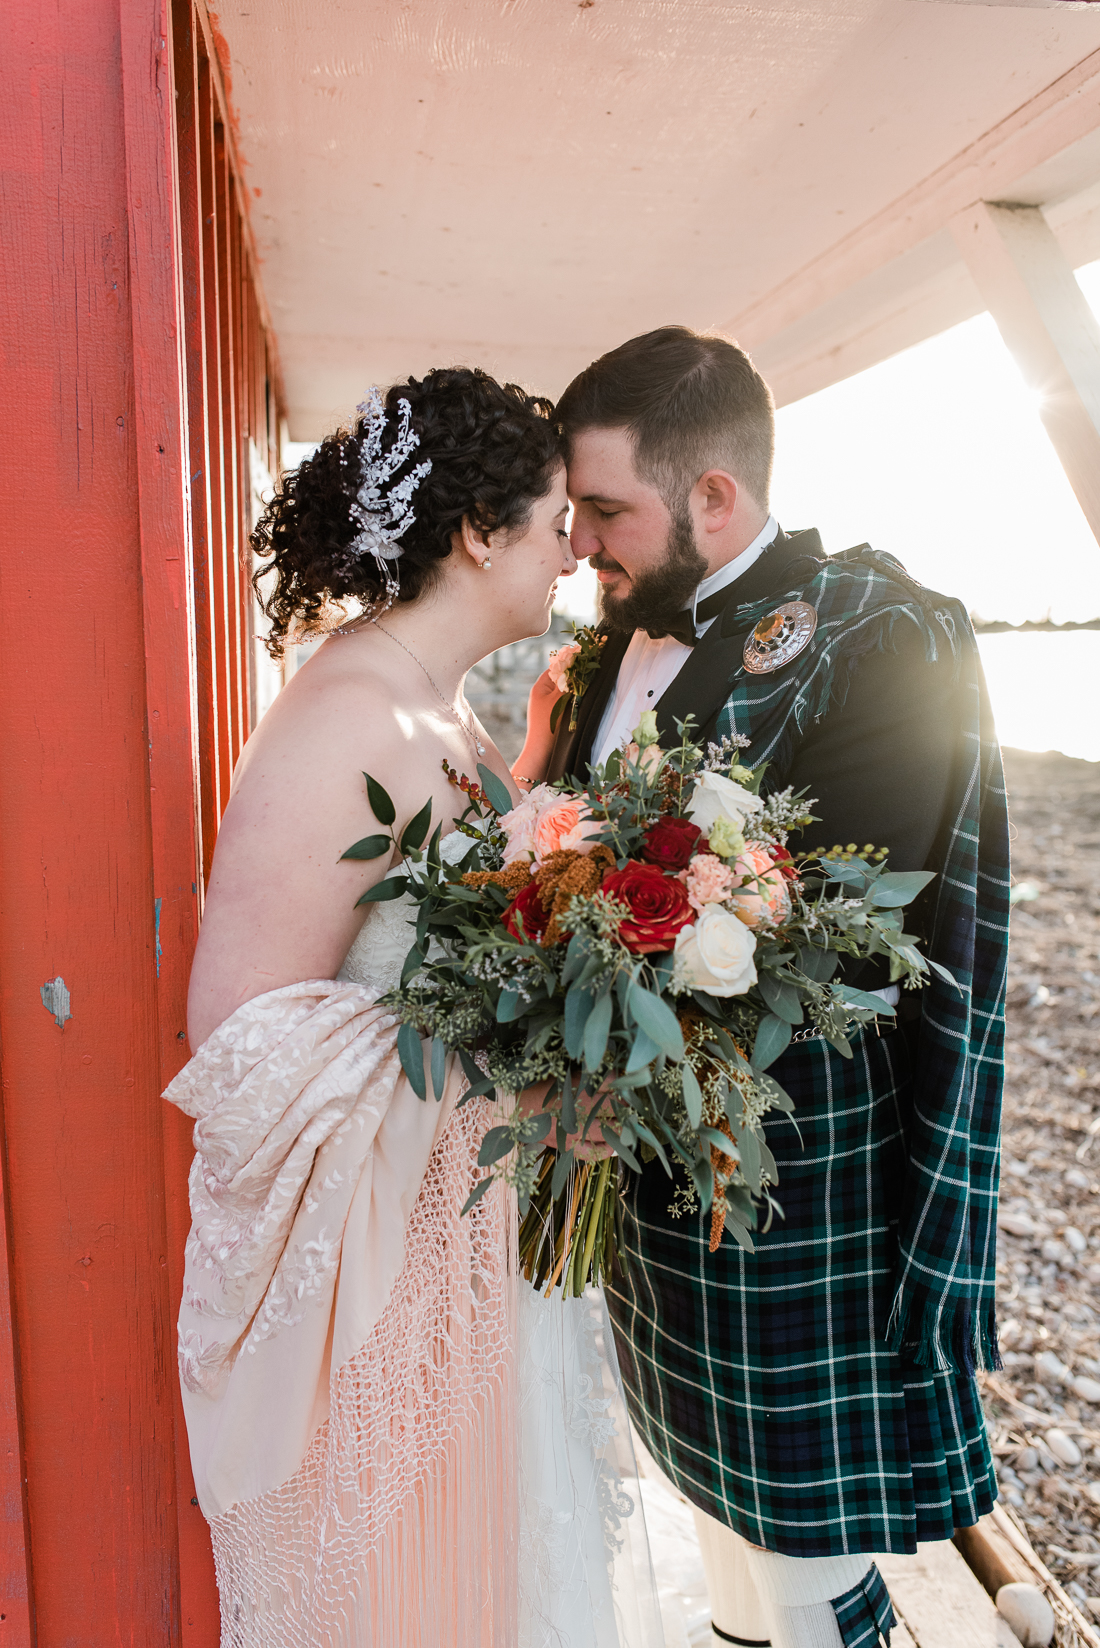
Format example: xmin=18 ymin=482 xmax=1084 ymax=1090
xmin=590 ymin=516 xmax=778 ymax=767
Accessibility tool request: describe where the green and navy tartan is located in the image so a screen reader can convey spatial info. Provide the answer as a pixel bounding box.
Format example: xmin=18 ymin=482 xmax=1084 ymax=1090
xmin=832 ymin=1563 xmax=895 ymax=1646
xmin=607 ymin=547 xmax=1009 ymax=1555
xmin=609 ymin=1028 xmax=996 ymax=1555
xmin=715 ymin=545 xmax=1010 ymax=1377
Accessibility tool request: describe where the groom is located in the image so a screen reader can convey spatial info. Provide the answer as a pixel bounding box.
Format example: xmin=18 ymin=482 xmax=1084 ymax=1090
xmin=545 ymin=327 xmax=1010 ymax=1648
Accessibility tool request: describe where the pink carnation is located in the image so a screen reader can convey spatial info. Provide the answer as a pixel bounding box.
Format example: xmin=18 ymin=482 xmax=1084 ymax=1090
xmin=730 ymin=842 xmax=792 ymax=928
xmin=547 ymin=641 xmax=581 ymax=695
xmin=499 ymin=786 xmax=601 ymax=867
xmin=499 ymin=784 xmax=556 ymax=865
xmin=682 ymin=852 xmax=734 ymax=913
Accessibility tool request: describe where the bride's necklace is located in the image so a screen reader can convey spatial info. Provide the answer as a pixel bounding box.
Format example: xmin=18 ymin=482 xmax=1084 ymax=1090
xmin=346 ymin=616 xmax=485 ymax=759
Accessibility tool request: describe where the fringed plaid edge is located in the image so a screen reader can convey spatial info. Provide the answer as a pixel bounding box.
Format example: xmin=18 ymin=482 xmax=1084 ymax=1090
xmin=831 ymin=1562 xmax=896 ymax=1647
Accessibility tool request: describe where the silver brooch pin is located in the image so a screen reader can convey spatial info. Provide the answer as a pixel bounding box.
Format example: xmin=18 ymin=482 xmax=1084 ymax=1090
xmin=743 ymin=602 xmax=818 ymax=674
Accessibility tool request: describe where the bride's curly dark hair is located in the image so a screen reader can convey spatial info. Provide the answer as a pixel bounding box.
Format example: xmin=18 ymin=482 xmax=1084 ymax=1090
xmin=252 ymin=367 xmax=563 ymax=658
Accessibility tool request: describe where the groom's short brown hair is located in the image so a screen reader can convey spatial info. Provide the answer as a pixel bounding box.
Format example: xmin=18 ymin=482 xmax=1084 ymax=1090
xmin=555 ymin=325 xmax=774 ymax=511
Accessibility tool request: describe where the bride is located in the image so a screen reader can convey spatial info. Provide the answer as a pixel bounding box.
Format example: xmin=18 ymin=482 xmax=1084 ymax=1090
xmin=169 ymin=368 xmax=665 ymax=1647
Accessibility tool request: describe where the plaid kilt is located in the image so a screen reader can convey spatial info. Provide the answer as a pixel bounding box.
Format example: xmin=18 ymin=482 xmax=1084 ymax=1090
xmin=607 ymin=1024 xmax=996 ymax=1557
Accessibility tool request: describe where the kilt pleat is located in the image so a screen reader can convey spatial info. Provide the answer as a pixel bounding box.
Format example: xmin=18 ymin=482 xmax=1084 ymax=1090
xmin=607 ymin=1026 xmax=995 ymax=1557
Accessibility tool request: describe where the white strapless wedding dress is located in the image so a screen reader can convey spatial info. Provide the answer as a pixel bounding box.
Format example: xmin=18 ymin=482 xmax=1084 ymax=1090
xmin=340 ymin=833 xmax=666 ymax=1648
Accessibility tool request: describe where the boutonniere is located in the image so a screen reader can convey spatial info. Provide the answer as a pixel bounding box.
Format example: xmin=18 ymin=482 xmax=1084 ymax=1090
xmin=548 ymin=625 xmax=607 ymax=734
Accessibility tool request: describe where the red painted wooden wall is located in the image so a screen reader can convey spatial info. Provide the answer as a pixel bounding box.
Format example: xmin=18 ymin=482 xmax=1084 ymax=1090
xmin=0 ymin=1 xmax=281 ymax=1638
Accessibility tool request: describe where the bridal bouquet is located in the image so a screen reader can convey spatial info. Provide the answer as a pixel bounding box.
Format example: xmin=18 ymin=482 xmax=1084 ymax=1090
xmin=346 ymin=715 xmax=943 ymax=1295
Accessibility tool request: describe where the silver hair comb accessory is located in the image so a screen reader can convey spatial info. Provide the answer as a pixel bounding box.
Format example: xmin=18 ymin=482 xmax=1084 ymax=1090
xmin=346 ymin=387 xmax=432 ymax=608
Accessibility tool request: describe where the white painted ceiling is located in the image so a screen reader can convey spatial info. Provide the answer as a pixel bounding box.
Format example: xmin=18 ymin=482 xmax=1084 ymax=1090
xmin=214 ymin=0 xmax=1100 ymax=437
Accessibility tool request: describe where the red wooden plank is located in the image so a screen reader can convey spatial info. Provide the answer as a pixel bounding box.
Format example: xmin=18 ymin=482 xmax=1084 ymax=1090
xmin=0 ymin=1133 xmax=34 ymax=1645
xmin=123 ymin=0 xmax=221 ymax=1639
xmin=0 ymin=1 xmax=186 ymax=1636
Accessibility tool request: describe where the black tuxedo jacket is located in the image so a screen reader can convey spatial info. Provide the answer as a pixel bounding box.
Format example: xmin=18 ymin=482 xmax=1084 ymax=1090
xmin=546 ymin=528 xmax=963 ymax=981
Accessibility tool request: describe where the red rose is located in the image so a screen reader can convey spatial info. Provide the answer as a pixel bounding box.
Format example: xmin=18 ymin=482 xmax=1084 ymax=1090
xmin=770 ymin=845 xmax=799 ymax=881
xmin=641 ymin=815 xmax=703 ymax=872
xmin=503 ymin=880 xmax=550 ymax=942
xmin=601 ymin=861 xmax=694 ymax=954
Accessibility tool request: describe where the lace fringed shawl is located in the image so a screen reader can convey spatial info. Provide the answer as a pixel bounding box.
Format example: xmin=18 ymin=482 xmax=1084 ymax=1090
xmin=164 ymin=981 xmax=517 ymax=1648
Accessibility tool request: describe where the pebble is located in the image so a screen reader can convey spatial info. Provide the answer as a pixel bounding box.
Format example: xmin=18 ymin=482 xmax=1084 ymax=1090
xmin=1042 ymin=1428 xmax=1081 ymax=1467
xmin=1035 ymin=1350 xmax=1071 ymax=1385
xmin=1001 ymin=1211 xmax=1038 ymax=1238
xmin=995 ymin=1581 xmax=1056 ymax=1647
xmin=1085 ymin=1482 xmax=1100 ymax=1508
xmin=1063 ymin=1226 xmax=1088 ymax=1254
xmin=1064 ymin=1167 xmax=1091 ymax=1189
xmin=1017 ymin=1446 xmax=1039 ymax=1472
xmin=1070 ymin=1374 xmax=1100 ymax=1405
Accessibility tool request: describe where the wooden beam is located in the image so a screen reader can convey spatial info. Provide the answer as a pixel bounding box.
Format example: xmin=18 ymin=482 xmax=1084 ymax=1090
xmin=875 ymin=1542 xmax=1024 ymax=1647
xmin=725 ymin=48 xmax=1100 ymax=355
xmin=951 ymin=200 xmax=1100 ymax=546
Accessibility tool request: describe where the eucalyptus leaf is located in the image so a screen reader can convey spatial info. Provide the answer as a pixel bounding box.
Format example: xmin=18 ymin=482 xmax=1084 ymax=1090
xmin=564 ymin=985 xmax=595 ymax=1058
xmin=400 ymin=943 xmax=425 ymax=986
xmin=870 ymin=870 xmax=935 ymax=908
xmin=626 ymin=1029 xmax=662 ymax=1075
xmin=690 ymin=1155 xmax=714 ymax=1212
xmin=477 ymin=1126 xmax=514 ymax=1168
xmin=561 ymin=1067 xmax=577 ymax=1133
xmin=341 ymin=833 xmax=392 ymax=861
xmin=681 ymin=1061 xmax=704 ymax=1129
xmin=838 ymin=986 xmax=897 ymax=1014
xmin=397 ymin=1021 xmax=426 ymax=1100
xmin=796 ymin=945 xmax=839 ymax=983
xmin=364 ymin=771 xmax=396 ymax=827
xmin=476 ymin=763 xmax=514 ymax=817
xmin=752 ymin=1013 xmax=792 ymax=1069
xmin=738 ymin=1124 xmax=762 ymax=1192
xmin=627 ymin=984 xmax=684 ymax=1059
xmin=430 ymin=1036 xmax=447 ymax=1102
xmin=552 ymin=1147 xmax=574 ymax=1198
xmin=583 ymin=990 xmax=613 ymax=1073
xmin=757 ymin=974 xmax=804 ymax=1024
xmin=497 ymin=989 xmax=524 ymax=1023
xmin=723 ymin=1218 xmax=756 ymax=1255
xmin=461 ymin=1176 xmax=494 ymax=1216
xmin=561 ymin=932 xmax=588 ymax=988
xmin=601 ymin=1124 xmax=641 ymax=1174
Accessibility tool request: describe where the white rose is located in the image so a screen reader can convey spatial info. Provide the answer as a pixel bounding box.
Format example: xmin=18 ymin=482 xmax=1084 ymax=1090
xmin=686 ymin=770 xmax=764 ymax=837
xmin=673 ymin=906 xmax=758 ymax=998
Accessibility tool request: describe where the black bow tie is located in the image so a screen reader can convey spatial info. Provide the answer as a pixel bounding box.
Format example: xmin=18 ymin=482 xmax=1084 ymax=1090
xmin=645 ymin=584 xmax=735 ymax=647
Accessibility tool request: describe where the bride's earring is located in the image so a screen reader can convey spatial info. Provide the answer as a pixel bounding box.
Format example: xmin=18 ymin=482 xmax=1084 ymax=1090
xmin=481 ymin=556 xmax=492 ymax=571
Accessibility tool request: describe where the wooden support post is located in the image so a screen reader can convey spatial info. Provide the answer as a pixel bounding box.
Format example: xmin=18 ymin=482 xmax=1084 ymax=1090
xmin=952 ymin=201 xmax=1100 ymax=547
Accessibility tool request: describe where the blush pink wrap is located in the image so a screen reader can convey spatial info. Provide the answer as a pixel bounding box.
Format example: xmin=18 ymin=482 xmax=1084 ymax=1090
xmin=164 ymin=980 xmax=517 ymax=1647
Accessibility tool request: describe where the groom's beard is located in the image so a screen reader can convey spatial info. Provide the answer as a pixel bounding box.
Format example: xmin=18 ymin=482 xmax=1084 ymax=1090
xmin=595 ymin=507 xmax=708 ymax=635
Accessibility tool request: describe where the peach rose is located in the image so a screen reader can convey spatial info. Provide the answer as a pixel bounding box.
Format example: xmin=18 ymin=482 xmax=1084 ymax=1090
xmin=499 ymin=783 xmax=557 ymax=865
xmin=530 ymin=794 xmax=602 ymax=864
xmin=730 ymin=843 xmax=792 ymax=928
xmin=682 ymin=852 xmax=734 ymax=913
xmin=623 ymin=740 xmax=664 ymax=775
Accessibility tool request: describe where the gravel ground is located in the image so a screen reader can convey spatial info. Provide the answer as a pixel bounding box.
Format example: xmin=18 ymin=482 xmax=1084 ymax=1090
xmin=982 ymin=748 xmax=1100 ymax=1633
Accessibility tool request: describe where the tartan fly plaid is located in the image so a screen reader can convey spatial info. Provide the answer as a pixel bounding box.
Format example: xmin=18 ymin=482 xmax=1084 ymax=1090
xmin=608 ymin=1027 xmax=997 ymax=1556
xmin=831 ymin=1563 xmax=895 ymax=1647
xmin=713 ymin=545 xmax=1010 ymax=1376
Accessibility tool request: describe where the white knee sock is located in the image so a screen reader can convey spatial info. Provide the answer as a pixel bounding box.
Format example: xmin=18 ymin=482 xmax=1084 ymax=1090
xmin=692 ymin=1504 xmax=771 ymax=1645
xmin=741 ymin=1544 xmax=872 ymax=1648
xmin=692 ymin=1500 xmax=875 ymax=1648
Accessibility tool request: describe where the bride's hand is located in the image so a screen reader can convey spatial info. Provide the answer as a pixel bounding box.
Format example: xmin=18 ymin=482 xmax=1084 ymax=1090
xmin=511 ymin=667 xmax=564 ymax=789
xmin=515 ymin=1080 xmax=614 ymax=1161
